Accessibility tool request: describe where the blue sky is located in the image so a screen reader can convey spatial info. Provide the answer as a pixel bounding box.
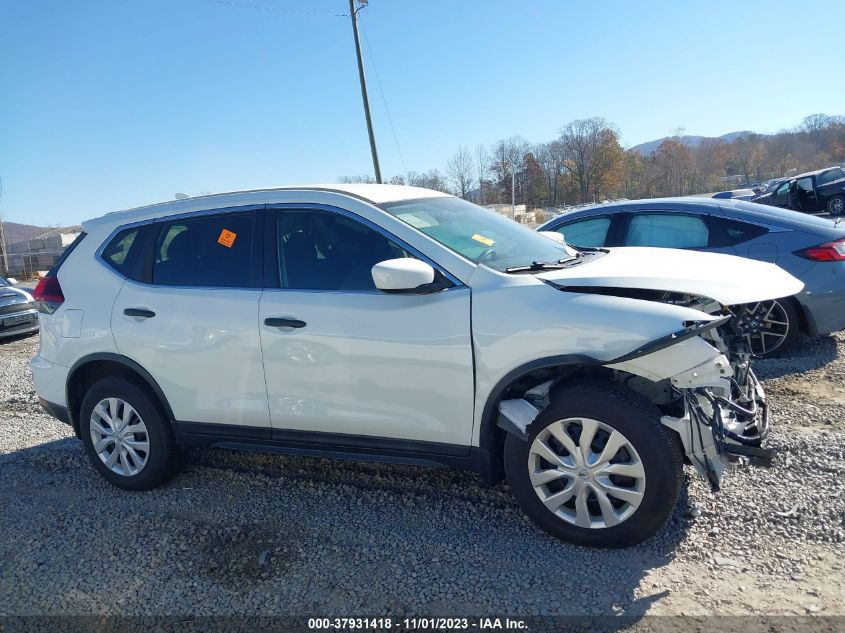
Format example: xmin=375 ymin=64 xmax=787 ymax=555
xmin=1 ymin=0 xmax=843 ymax=226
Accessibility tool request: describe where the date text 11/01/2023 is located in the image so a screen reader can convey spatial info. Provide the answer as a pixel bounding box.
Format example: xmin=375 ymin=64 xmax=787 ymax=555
xmin=307 ymin=617 xmax=528 ymax=630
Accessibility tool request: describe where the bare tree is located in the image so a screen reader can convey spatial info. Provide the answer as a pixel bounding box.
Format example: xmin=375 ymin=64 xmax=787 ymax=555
xmin=447 ymin=145 xmax=474 ymax=199
xmin=475 ymin=144 xmax=490 ymax=204
xmin=338 ymin=175 xmax=376 ymax=184
xmin=535 ymin=142 xmax=566 ymax=206
xmin=559 ymin=118 xmax=622 ymax=202
xmin=491 ymin=136 xmax=529 ymax=207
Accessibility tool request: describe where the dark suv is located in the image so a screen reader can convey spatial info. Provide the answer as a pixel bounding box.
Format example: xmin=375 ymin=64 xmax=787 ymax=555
xmin=752 ymin=166 xmax=845 ymax=215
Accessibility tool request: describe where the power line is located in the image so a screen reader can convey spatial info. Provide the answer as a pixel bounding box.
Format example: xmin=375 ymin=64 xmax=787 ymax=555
xmin=358 ymin=13 xmax=407 ymax=175
xmin=203 ymin=0 xmax=346 ymax=17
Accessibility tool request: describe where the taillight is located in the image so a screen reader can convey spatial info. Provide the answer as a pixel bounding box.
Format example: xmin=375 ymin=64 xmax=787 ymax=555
xmin=794 ymin=237 xmax=845 ymax=262
xmin=33 ymin=275 xmax=65 ymax=313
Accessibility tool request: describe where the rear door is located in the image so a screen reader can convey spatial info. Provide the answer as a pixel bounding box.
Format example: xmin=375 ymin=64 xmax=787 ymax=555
xmin=258 ymin=205 xmax=475 ymax=449
xmin=111 ymin=207 xmax=270 ymax=432
xmin=620 ymin=209 xmax=738 ymax=255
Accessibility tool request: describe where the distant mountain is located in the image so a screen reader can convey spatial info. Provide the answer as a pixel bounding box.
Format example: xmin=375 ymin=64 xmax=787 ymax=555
xmin=630 ymin=131 xmax=755 ymax=156
xmin=0 ymin=222 xmax=48 ymax=245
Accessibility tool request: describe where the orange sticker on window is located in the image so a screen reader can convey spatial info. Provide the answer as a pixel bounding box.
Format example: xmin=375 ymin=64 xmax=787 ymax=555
xmin=218 ymin=229 xmax=237 ymax=248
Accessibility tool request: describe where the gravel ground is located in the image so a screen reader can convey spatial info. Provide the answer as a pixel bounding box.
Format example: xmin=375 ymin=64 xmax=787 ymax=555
xmin=0 ymin=333 xmax=843 ymax=618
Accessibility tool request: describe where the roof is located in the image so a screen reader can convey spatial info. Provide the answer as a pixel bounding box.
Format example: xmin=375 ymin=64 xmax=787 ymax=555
xmin=794 ymin=166 xmax=844 ymax=179
xmin=84 ymin=184 xmax=451 ymax=230
xmin=541 ymin=196 xmax=841 ymax=234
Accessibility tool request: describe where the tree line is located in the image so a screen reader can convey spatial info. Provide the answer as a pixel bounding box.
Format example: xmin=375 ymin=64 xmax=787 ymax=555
xmin=340 ymin=113 xmax=845 ymax=208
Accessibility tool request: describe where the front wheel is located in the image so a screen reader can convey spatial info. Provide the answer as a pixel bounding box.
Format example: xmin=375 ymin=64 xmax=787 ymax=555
xmin=505 ymin=380 xmax=683 ymax=547
xmin=827 ymin=195 xmax=844 ymax=216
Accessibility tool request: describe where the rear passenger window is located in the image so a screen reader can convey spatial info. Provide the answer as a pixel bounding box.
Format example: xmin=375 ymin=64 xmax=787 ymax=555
xmin=626 ymin=214 xmax=709 ymax=249
xmin=557 ymin=217 xmax=611 ymax=247
xmin=152 ymin=213 xmax=256 ymax=287
xmin=102 ymin=228 xmax=140 ymax=277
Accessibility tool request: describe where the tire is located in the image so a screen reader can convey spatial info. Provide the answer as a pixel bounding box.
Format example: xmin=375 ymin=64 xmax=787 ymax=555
xmin=504 ymin=379 xmax=683 ymax=548
xmin=826 ymin=195 xmax=844 ymax=216
xmin=737 ymin=298 xmax=800 ymax=359
xmin=79 ymin=377 xmax=182 ymax=490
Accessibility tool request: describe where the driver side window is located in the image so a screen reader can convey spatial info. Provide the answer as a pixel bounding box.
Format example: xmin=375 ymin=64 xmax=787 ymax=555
xmin=276 ymin=210 xmax=411 ymax=291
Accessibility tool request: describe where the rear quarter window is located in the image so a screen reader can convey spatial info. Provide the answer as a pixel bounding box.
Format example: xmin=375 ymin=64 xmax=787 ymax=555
xmin=709 ymin=217 xmax=769 ymax=247
xmin=101 ymin=227 xmax=142 ymax=277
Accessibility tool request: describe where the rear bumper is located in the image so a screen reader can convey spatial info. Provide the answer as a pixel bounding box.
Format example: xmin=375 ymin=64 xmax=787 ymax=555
xmin=38 ymin=397 xmax=71 ymax=426
xmin=798 ymin=289 xmax=845 ymax=336
xmin=31 ymin=355 xmax=69 ymax=413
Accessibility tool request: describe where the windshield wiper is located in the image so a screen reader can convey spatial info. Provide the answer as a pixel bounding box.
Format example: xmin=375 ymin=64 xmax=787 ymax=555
xmin=505 ymin=259 xmax=570 ymax=273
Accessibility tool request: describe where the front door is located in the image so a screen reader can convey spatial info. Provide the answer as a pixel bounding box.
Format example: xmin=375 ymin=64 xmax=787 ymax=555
xmin=258 ymin=207 xmax=474 ymax=449
xmin=796 ymin=177 xmax=818 ymax=212
xmin=111 ymin=208 xmax=270 ymax=431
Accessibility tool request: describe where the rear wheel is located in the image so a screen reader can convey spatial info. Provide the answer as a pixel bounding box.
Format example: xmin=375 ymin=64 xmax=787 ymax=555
xmin=735 ymin=298 xmax=800 ymax=358
xmin=79 ymin=378 xmax=182 ymax=490
xmin=827 ymin=195 xmax=844 ymax=216
xmin=505 ymin=380 xmax=683 ymax=547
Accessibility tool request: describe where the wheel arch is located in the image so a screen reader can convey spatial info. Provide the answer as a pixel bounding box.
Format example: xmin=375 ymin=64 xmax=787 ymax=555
xmin=785 ymin=294 xmax=809 ymax=335
xmin=66 ymin=353 xmax=175 ymax=436
xmin=478 ymin=354 xmax=612 ymax=483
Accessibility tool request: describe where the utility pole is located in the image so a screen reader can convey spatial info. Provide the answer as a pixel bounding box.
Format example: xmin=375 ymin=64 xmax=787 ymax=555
xmin=349 ymin=0 xmax=382 ymax=183
xmin=0 ymin=178 xmax=7 ymax=275
xmin=511 ymin=163 xmax=516 ymax=220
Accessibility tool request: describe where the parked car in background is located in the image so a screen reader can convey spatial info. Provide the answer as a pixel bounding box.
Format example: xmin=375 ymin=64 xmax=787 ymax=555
xmin=539 ymin=197 xmax=845 ymax=357
xmin=713 ymin=189 xmax=757 ymax=201
xmin=0 ymin=274 xmax=39 ymax=339
xmin=31 ymin=184 xmax=802 ymax=547
xmin=752 ymin=167 xmax=845 ymax=214
xmin=760 ymin=178 xmax=788 ymax=196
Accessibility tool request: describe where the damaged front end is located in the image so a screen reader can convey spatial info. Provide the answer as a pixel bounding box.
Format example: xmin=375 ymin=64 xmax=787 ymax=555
xmin=498 ymin=300 xmax=776 ymax=492
xmin=659 ymin=353 xmax=772 ymax=491
xmin=611 ymin=301 xmax=775 ymax=490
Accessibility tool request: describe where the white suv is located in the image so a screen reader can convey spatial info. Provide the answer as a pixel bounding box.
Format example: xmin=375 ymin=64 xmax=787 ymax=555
xmin=31 ymin=185 xmax=801 ymax=547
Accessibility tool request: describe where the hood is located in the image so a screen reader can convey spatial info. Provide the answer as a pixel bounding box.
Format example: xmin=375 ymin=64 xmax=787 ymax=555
xmin=537 ymin=247 xmax=804 ymax=305
xmin=0 ymin=286 xmax=34 ymax=304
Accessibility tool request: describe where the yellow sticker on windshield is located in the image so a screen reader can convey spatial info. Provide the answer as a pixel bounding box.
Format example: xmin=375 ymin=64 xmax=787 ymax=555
xmin=472 ymin=234 xmax=495 ymax=247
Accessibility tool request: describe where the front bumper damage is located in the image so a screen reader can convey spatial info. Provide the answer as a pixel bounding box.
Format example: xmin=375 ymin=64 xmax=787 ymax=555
xmin=661 ymin=370 xmax=772 ymax=491
xmin=498 ymin=318 xmax=774 ymax=493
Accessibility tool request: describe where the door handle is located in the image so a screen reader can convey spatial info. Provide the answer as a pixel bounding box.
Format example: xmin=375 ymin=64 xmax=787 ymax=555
xmin=265 ymin=317 xmax=306 ymax=329
xmin=124 ymin=308 xmax=156 ymax=318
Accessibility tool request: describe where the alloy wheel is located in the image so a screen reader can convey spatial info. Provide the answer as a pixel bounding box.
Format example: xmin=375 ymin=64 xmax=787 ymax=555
xmin=89 ymin=397 xmax=150 ymax=476
xmin=830 ymin=197 xmax=844 ymax=214
xmin=528 ymin=417 xmax=646 ymax=529
xmin=737 ymin=300 xmax=790 ymax=356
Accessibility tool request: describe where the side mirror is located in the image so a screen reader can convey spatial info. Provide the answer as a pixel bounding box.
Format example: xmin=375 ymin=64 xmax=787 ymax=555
xmin=372 ymin=258 xmax=436 ymax=293
xmin=6 ymin=278 xmax=18 ymax=286
xmin=538 ymin=231 xmax=565 ymax=244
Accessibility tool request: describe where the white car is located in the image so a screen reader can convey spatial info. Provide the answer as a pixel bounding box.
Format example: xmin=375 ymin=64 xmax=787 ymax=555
xmin=31 ymin=185 xmax=802 ymax=547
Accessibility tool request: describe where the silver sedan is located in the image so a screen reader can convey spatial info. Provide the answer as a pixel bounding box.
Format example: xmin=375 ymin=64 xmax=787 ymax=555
xmin=0 ymin=275 xmax=39 ymax=339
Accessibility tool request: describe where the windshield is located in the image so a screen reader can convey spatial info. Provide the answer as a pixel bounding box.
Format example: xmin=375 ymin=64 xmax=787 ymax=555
xmin=762 ymin=180 xmax=783 ymax=194
xmin=381 ymin=196 xmax=573 ymax=272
